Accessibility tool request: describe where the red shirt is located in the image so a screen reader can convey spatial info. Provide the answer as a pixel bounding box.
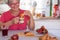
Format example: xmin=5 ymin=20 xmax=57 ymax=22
xmin=1 ymin=9 xmax=30 ymax=30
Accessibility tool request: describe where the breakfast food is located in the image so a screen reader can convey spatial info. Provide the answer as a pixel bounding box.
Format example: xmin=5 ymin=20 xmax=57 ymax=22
xmin=17 ymin=32 xmax=25 ymax=36
xmin=24 ymin=31 xmax=35 ymax=36
xmin=51 ymin=37 xmax=58 ymax=40
xmin=11 ymin=34 xmax=19 ymax=40
xmin=36 ymin=28 xmax=42 ymax=34
xmin=19 ymin=18 xmax=24 ymax=23
xmin=17 ymin=31 xmax=35 ymax=37
xmin=41 ymin=34 xmax=51 ymax=40
xmin=20 ymin=13 xmax=24 ymax=18
xmin=19 ymin=13 xmax=24 ymax=23
xmin=36 ymin=26 xmax=48 ymax=34
xmin=36 ymin=14 xmax=41 ymax=18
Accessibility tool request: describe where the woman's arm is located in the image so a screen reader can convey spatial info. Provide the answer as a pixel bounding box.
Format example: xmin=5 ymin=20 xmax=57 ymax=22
xmin=28 ymin=16 xmax=35 ymax=30
xmin=3 ymin=17 xmax=19 ymax=27
xmin=3 ymin=19 xmax=13 ymax=27
xmin=25 ymin=11 xmax=35 ymax=30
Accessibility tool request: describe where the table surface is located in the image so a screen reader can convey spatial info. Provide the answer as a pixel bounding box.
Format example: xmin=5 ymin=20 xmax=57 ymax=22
xmin=0 ymin=30 xmax=59 ymax=40
xmin=0 ymin=30 xmax=43 ymax=40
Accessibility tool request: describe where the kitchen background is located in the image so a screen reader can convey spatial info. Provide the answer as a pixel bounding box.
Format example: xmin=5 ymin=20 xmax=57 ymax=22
xmin=0 ymin=0 xmax=60 ymax=38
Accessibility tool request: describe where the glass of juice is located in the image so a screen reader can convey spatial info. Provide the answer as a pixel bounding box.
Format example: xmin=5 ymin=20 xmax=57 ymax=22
xmin=2 ymin=26 xmax=8 ymax=36
xmin=2 ymin=29 xmax=8 ymax=36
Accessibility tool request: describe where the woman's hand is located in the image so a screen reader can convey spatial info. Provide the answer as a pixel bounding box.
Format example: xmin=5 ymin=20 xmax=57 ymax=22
xmin=12 ymin=17 xmax=20 ymax=24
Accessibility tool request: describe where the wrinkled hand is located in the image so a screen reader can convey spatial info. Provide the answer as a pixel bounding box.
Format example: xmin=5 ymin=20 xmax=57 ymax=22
xmin=12 ymin=17 xmax=20 ymax=24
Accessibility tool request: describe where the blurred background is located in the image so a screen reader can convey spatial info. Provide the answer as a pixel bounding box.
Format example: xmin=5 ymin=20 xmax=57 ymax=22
xmin=0 ymin=0 xmax=59 ymax=17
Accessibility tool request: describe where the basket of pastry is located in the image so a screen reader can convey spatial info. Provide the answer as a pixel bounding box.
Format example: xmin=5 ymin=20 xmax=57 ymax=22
xmin=40 ymin=34 xmax=58 ymax=40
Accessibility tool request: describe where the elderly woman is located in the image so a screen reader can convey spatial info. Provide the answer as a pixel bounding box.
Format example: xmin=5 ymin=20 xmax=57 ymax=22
xmin=1 ymin=0 xmax=35 ymax=30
